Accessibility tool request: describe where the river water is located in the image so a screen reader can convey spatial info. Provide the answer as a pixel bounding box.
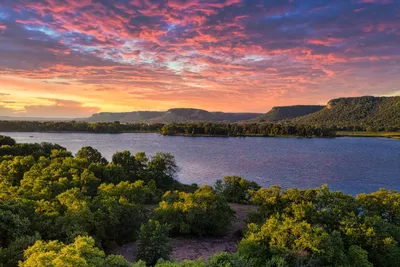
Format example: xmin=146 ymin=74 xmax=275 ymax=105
xmin=2 ymin=132 xmax=399 ymax=195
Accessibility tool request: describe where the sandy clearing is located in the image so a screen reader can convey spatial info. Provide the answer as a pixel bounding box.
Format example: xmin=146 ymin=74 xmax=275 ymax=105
xmin=111 ymin=203 xmax=256 ymax=262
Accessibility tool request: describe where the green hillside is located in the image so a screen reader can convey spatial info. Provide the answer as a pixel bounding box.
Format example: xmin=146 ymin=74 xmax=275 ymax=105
xmin=252 ymin=105 xmax=325 ymax=122
xmin=295 ymin=96 xmax=400 ymax=130
xmin=86 ymin=108 xmax=262 ymax=123
xmin=79 ymin=96 xmax=400 ymax=130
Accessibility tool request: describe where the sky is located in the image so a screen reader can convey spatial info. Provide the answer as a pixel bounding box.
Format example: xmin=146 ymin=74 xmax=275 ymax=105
xmin=0 ymin=0 xmax=399 ymax=118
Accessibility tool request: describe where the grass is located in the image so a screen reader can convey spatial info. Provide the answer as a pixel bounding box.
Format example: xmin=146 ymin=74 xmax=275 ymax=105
xmin=336 ymin=131 xmax=400 ymax=139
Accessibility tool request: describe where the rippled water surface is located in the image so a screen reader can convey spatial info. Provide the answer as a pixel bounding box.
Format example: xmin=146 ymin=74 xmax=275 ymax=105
xmin=2 ymin=132 xmax=399 ymax=194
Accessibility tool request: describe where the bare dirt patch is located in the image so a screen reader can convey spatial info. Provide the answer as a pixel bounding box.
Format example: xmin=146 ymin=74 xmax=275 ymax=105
xmin=111 ymin=203 xmax=256 ymax=262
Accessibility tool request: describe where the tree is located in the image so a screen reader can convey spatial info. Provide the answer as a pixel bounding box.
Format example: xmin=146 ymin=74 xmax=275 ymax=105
xmin=93 ymin=197 xmax=146 ymax=246
xmin=356 ymin=189 xmax=400 ymax=225
xmin=19 ymin=235 xmax=128 ymax=267
xmin=148 ymin=153 xmax=179 ymax=178
xmin=76 ymin=146 xmax=107 ymax=165
xmin=154 ymin=186 xmax=234 ymax=236
xmin=112 ymin=151 xmax=138 ymax=176
xmin=347 ymin=246 xmax=373 ymax=267
xmin=147 ymin=153 xmax=179 ymax=189
xmin=0 ymin=233 xmax=40 ymax=267
xmin=0 ymin=136 xmax=16 ymax=146
xmin=136 ymin=220 xmax=172 ymax=266
xmin=237 ymin=217 xmax=348 ymax=266
xmin=0 ymin=208 xmax=30 ymax=248
xmin=97 ymin=180 xmax=160 ymax=204
xmin=214 ymin=176 xmax=260 ymax=204
xmin=0 ymin=155 xmax=35 ymax=186
xmin=55 ymin=188 xmax=94 ymax=242
xmin=89 ymin=163 xmax=127 ymax=184
xmin=134 ymin=152 xmax=148 ymax=172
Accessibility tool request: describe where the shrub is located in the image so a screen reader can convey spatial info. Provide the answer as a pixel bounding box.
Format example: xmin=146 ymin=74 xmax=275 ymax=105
xmin=136 ymin=220 xmax=172 ymax=266
xmin=237 ymin=217 xmax=348 ymax=266
xmin=206 ymin=252 xmax=249 ymax=267
xmin=155 ymin=259 xmax=204 ymax=267
xmin=19 ymin=236 xmax=112 ymax=267
xmin=104 ymin=255 xmax=136 ymax=267
xmin=154 ymin=186 xmax=235 ymax=236
xmin=214 ymin=176 xmax=260 ymax=204
xmin=97 ymin=180 xmax=160 ymax=204
xmin=0 ymin=233 xmax=40 ymax=267
xmin=0 ymin=136 xmax=16 ymax=147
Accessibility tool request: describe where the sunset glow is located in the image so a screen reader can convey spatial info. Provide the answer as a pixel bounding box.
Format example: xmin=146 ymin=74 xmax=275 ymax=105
xmin=0 ymin=0 xmax=399 ymax=117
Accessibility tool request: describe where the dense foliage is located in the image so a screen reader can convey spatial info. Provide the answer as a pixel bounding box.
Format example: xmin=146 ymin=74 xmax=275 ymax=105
xmin=214 ymin=176 xmax=261 ymax=204
xmin=0 ymin=121 xmax=336 ymax=137
xmin=0 ymin=136 xmax=198 ymax=266
xmin=1 ymin=136 xmax=400 ymax=267
xmin=253 ymin=105 xmax=325 ymax=122
xmin=237 ymin=185 xmax=400 ymax=267
xmin=295 ymin=96 xmax=400 ymax=131
xmin=154 ymin=186 xmax=235 ymax=236
xmin=0 ymin=121 xmax=163 ymax=133
xmin=136 ymin=220 xmax=172 ymax=265
xmin=161 ymin=122 xmax=336 ymax=137
xmin=19 ymin=235 xmax=133 ymax=267
xmin=0 ymin=136 xmax=16 ymax=147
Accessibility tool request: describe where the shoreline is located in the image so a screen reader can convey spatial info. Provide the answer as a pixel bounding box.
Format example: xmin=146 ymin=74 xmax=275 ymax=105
xmin=1 ymin=130 xmax=399 ymax=139
xmin=336 ymin=131 xmax=400 ymax=139
xmin=1 ymin=130 xmax=400 ymax=139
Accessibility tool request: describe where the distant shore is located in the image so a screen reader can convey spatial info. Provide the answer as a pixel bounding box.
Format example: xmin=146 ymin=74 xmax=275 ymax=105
xmin=2 ymin=130 xmax=400 ymax=139
xmin=336 ymin=131 xmax=400 ymax=139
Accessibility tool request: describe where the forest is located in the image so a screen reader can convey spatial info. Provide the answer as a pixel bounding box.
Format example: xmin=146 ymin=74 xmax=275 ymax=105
xmin=0 ymin=136 xmax=399 ymax=266
xmin=159 ymin=122 xmax=336 ymax=137
xmin=252 ymin=105 xmax=325 ymax=123
xmin=0 ymin=121 xmax=337 ymax=137
xmin=0 ymin=121 xmax=164 ymax=134
xmin=295 ymin=96 xmax=400 ymax=131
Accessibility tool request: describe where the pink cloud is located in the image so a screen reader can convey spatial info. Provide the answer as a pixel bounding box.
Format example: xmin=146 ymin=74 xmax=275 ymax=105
xmin=0 ymin=0 xmax=398 ymax=114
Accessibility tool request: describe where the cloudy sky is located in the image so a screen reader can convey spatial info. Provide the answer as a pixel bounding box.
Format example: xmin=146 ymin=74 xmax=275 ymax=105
xmin=0 ymin=0 xmax=399 ymax=117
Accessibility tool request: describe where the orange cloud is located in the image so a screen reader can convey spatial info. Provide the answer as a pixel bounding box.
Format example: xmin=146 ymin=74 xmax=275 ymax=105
xmin=0 ymin=0 xmax=398 ymax=115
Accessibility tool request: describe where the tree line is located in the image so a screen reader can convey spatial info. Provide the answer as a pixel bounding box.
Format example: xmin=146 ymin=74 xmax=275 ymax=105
xmin=0 ymin=136 xmax=399 ymax=266
xmin=0 ymin=121 xmax=164 ymax=133
xmin=2 ymin=120 xmax=399 ymax=137
xmin=161 ymin=122 xmax=336 ymax=137
xmin=0 ymin=120 xmax=337 ymax=137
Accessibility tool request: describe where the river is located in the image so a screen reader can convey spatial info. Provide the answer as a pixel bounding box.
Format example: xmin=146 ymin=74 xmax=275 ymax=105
xmin=2 ymin=132 xmax=399 ymax=195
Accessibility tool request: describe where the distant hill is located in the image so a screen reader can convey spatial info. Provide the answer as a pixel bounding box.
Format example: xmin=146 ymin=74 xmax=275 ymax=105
xmin=295 ymin=96 xmax=400 ymax=129
xmin=86 ymin=111 xmax=164 ymax=122
xmin=85 ymin=108 xmax=262 ymax=123
xmin=251 ymin=105 xmax=325 ymax=122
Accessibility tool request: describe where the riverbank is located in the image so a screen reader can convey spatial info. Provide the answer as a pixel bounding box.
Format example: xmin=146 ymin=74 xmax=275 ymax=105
xmin=2 ymin=130 xmax=400 ymax=139
xmin=337 ymin=131 xmax=400 ymax=139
